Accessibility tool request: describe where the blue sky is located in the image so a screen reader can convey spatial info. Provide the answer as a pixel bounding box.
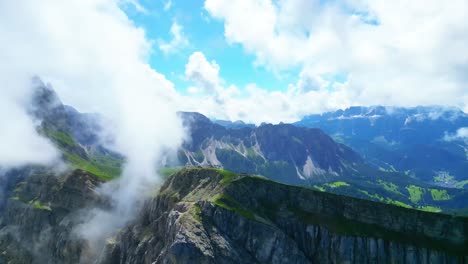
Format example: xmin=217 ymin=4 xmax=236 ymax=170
xmin=111 ymin=0 xmax=468 ymax=122
xmin=122 ymin=0 xmax=296 ymax=94
xmin=0 ymin=0 xmax=466 ymax=169
xmin=1 ymin=0 xmax=466 ymax=130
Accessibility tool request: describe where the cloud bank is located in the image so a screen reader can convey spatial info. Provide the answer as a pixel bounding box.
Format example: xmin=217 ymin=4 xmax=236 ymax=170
xmin=198 ymin=0 xmax=468 ymax=122
xmin=0 ymin=77 xmax=59 ymax=167
xmin=0 ymin=0 xmax=185 ymax=169
xmin=0 ymin=0 xmax=185 ymax=254
xmin=3 ymin=0 xmax=466 ymax=136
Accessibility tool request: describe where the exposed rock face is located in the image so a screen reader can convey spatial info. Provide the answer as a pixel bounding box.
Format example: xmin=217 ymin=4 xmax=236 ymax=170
xmin=0 ymin=169 xmax=105 ymax=264
xmin=178 ymin=112 xmax=362 ymax=184
xmin=1 ymin=168 xmax=467 ymax=263
xmin=101 ymin=168 xmax=468 ymax=264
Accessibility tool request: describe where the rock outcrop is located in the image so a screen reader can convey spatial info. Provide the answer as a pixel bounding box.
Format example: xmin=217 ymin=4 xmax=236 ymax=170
xmin=178 ymin=112 xmax=363 ymax=185
xmin=101 ymin=168 xmax=468 ymax=264
xmin=1 ymin=167 xmax=467 ymax=263
xmin=0 ymin=169 xmax=105 ymax=264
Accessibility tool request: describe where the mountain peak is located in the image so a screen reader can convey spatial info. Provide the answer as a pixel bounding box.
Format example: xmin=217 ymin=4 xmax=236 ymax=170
xmin=30 ymin=77 xmax=63 ymax=118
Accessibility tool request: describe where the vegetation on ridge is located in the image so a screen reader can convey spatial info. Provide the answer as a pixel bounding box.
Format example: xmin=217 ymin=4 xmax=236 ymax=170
xmin=163 ymin=168 xmax=468 ymax=255
xmin=40 ymin=128 xmax=122 ymax=180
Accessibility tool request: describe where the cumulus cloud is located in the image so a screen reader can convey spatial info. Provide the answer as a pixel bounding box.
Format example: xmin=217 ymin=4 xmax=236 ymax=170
xmin=0 ymin=0 xmax=185 ymax=255
xmin=186 ymin=52 xmax=222 ymax=91
xmin=204 ymin=0 xmax=468 ymax=112
xmin=159 ymin=21 xmax=189 ymax=54
xmin=181 ymin=51 xmax=351 ymax=124
xmin=444 ymin=127 xmax=468 ymax=141
xmin=297 ymin=69 xmax=330 ymax=93
xmin=184 ymin=51 xmax=241 ymax=105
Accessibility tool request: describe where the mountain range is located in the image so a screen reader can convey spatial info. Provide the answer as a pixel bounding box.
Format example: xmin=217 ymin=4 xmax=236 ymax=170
xmin=1 ymin=80 xmax=467 ymax=263
xmin=18 ymin=80 xmax=468 ymax=212
xmin=295 ymin=106 xmax=468 ymax=187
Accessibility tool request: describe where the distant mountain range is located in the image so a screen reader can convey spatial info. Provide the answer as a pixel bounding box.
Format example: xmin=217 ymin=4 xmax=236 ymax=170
xmin=15 ymin=80 xmax=468 ymax=213
xmin=294 ymin=106 xmax=468 ymax=188
xmin=177 ymin=111 xmax=468 ymax=212
xmin=1 ymin=80 xmax=468 ymax=263
xmin=178 ymin=111 xmax=363 ymax=184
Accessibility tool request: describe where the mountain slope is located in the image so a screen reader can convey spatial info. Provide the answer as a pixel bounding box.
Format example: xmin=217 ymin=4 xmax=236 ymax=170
xmin=0 ymin=169 xmax=105 ymax=263
xmin=24 ymin=82 xmax=468 ymax=212
xmin=179 ymin=112 xmax=363 ymax=184
xmin=178 ymin=112 xmax=468 ymax=212
xmin=295 ymin=106 xmax=468 ymax=187
xmin=3 ymin=168 xmax=467 ymax=263
xmin=102 ymin=168 xmax=468 ymax=263
xmin=30 ymin=78 xmax=123 ymax=180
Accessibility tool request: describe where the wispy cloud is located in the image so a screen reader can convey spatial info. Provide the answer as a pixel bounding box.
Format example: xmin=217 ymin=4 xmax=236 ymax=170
xmin=181 ymin=51 xmax=347 ymax=124
xmin=158 ymin=21 xmax=189 ymax=54
xmin=444 ymin=127 xmax=468 ymax=141
xmin=0 ymin=0 xmax=185 ymax=255
xmin=164 ymin=0 xmax=172 ymax=11
xmin=121 ymin=0 xmax=147 ymax=14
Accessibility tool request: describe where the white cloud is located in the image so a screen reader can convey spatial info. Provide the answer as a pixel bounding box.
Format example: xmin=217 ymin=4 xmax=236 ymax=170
xmin=121 ymin=0 xmax=147 ymax=13
xmin=0 ymin=0 xmax=185 ymax=252
xmin=185 ymin=52 xmax=222 ymax=93
xmin=182 ymin=51 xmax=351 ymax=124
xmin=297 ymin=69 xmax=330 ymax=93
xmin=164 ymin=0 xmax=172 ymax=11
xmin=2 ymin=0 xmax=467 ymax=175
xmin=184 ymin=51 xmax=241 ymax=104
xmin=159 ymin=21 xmax=189 ymax=54
xmin=0 ymin=80 xmax=59 ymax=167
xmin=204 ymin=0 xmax=468 ymax=112
xmin=444 ymin=127 xmax=468 ymax=141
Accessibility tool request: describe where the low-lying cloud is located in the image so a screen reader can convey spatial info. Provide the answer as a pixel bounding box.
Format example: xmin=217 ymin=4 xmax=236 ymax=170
xmin=1 ymin=2 xmax=468 ymax=257
xmin=0 ymin=0 xmax=185 ymax=256
xmin=444 ymin=127 xmax=468 ymax=141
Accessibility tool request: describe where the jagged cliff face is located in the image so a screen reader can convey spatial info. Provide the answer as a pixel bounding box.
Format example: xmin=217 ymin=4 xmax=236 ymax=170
xmin=28 ymin=79 xmax=123 ymax=181
xmin=1 ymin=168 xmax=467 ymax=263
xmin=2 ymin=82 xmax=465 ymax=264
xmin=22 ymin=82 xmax=468 ymax=213
xmin=0 ymin=169 xmax=105 ymax=264
xmin=178 ymin=112 xmax=363 ymax=184
xmin=177 ymin=112 xmax=468 ymax=213
xmin=101 ymin=168 xmax=468 ymax=264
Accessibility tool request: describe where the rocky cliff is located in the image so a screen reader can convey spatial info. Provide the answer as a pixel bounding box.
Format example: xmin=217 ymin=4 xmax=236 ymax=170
xmin=178 ymin=112 xmax=363 ymax=185
xmin=101 ymin=168 xmax=468 ymax=264
xmin=1 ymin=168 xmax=467 ymax=263
xmin=177 ymin=112 xmax=468 ymax=213
xmin=0 ymin=169 xmax=105 ymax=264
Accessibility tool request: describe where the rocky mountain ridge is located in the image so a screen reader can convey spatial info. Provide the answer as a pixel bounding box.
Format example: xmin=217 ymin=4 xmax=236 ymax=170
xmin=102 ymin=168 xmax=468 ymax=263
xmin=2 ymin=168 xmax=467 ymax=263
xmin=179 ymin=111 xmax=363 ymax=184
xmin=22 ymin=80 xmax=468 ymax=213
xmin=0 ymin=169 xmax=105 ymax=263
